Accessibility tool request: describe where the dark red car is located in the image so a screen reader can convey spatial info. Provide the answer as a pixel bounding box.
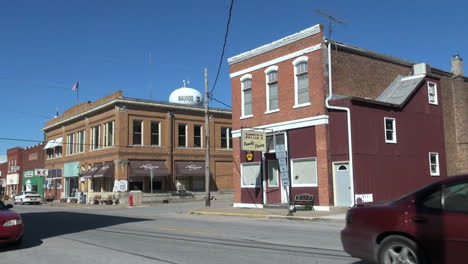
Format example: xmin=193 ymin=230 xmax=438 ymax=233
xmin=341 ymin=174 xmax=468 ymax=264
xmin=0 ymin=200 xmax=24 ymax=245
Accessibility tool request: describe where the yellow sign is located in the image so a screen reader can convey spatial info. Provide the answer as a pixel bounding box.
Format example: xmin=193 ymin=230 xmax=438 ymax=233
xmin=241 ymin=130 xmax=266 ymax=152
xmin=246 ymin=152 xmax=254 ymax=162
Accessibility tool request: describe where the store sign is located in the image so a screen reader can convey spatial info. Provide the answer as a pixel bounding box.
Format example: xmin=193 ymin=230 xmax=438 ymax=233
xmin=241 ymin=130 xmax=266 ymax=152
xmin=35 ymin=169 xmax=49 ymax=176
xmin=246 ymin=151 xmax=254 ymax=162
xmin=11 ymin=166 xmax=20 ymax=172
xmin=119 ymin=180 xmax=128 ymax=192
xmin=6 ymin=174 xmax=19 ymax=185
xmin=24 ymin=171 xmax=34 ymax=178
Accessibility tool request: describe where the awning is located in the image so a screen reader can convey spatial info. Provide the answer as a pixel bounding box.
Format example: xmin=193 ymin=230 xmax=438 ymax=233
xmin=44 ymin=137 xmax=63 ymax=150
xmin=81 ymin=164 xmax=102 ymax=178
xmin=93 ymin=162 xmax=115 ymax=178
xmin=175 ymin=161 xmax=205 ymax=178
xmin=129 ymin=161 xmax=169 ymax=177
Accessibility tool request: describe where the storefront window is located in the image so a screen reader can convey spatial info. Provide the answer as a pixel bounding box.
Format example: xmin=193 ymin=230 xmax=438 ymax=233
xmin=241 ymin=163 xmax=261 ymax=187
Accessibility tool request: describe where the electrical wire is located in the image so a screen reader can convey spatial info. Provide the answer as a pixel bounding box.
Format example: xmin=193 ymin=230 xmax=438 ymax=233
xmin=210 ymin=96 xmax=231 ymax=109
xmin=210 ymin=0 xmax=234 ymax=96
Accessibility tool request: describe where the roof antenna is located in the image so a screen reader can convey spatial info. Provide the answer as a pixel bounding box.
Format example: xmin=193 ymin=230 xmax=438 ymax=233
xmin=314 ymin=9 xmax=345 ymax=41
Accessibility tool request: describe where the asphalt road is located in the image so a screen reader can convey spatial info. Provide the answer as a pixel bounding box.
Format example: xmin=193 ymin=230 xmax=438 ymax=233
xmin=0 ymin=202 xmax=365 ymax=264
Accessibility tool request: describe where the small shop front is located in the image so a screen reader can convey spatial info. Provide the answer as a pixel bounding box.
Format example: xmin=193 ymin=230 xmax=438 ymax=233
xmin=45 ymin=169 xmax=63 ymax=201
xmin=22 ymin=170 xmax=44 ymax=195
xmin=6 ymin=173 xmax=19 ymax=198
xmin=64 ymin=162 xmax=79 ymax=199
xmin=175 ymin=161 xmax=205 ymax=192
xmin=128 ymin=160 xmax=169 ymax=192
xmin=82 ymin=162 xmax=115 ymax=192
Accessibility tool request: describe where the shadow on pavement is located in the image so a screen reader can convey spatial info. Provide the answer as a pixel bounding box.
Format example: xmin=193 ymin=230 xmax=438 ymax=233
xmin=0 ymin=211 xmax=149 ymax=252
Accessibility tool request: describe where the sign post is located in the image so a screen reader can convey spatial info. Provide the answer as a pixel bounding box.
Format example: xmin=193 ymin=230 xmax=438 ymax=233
xmin=275 ymin=144 xmax=293 ymax=216
xmin=150 ymin=168 xmax=154 ymax=194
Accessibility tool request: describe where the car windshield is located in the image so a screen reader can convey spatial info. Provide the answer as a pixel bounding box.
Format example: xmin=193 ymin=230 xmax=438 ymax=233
xmin=25 ymin=192 xmax=37 ymax=195
xmin=0 ymin=200 xmax=9 ymax=211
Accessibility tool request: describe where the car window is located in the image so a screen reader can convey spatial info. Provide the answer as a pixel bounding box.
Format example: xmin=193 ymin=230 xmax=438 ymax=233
xmin=18 ymin=192 xmax=23 ymax=196
xmin=444 ymin=181 xmax=468 ymax=214
xmin=422 ymin=189 xmax=442 ymax=210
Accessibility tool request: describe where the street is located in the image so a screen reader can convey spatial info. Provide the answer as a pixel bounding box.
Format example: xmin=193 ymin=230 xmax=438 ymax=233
xmin=0 ymin=202 xmax=364 ymax=264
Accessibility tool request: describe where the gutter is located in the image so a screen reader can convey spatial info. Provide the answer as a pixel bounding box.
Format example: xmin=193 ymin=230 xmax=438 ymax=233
xmin=325 ymin=40 xmax=355 ymax=206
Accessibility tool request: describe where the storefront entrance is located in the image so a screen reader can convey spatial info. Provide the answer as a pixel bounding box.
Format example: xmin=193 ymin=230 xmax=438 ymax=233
xmin=264 ymin=154 xmax=288 ymax=204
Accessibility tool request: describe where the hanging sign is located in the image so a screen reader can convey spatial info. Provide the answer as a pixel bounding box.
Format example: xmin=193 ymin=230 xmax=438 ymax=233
xmin=246 ymin=151 xmax=254 ymax=162
xmin=241 ymin=130 xmax=266 ymax=152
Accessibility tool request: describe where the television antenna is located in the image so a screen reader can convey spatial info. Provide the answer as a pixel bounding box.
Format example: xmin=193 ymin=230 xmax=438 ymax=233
xmin=315 ymin=9 xmax=345 ymax=40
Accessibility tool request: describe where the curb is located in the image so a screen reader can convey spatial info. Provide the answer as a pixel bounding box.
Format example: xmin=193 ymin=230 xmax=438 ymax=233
xmin=188 ymin=211 xmax=345 ymax=223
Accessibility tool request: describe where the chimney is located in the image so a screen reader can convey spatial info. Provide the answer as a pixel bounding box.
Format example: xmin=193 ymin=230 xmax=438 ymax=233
xmin=413 ymin=63 xmax=431 ymax=75
xmin=451 ymin=54 xmax=464 ymax=76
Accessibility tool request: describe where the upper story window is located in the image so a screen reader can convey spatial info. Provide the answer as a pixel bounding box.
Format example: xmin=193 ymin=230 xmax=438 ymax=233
xmin=104 ymin=121 xmax=115 ymax=147
xmin=266 ymin=133 xmax=285 ymax=152
xmin=77 ymin=130 xmax=85 ymax=153
xmin=293 ymin=56 xmax=310 ymax=107
xmin=66 ymin=133 xmax=75 ymax=155
xmin=221 ymin=127 xmax=232 ymax=149
xmin=384 ymin=117 xmax=397 ymax=143
xmin=240 ymin=74 xmax=252 ymax=118
xmin=45 ymin=137 xmax=63 ymax=159
xmin=429 ymin=152 xmax=440 ymax=176
xmin=428 ymin=82 xmax=438 ymax=105
xmin=265 ymin=66 xmax=279 ymax=112
xmin=133 ymin=120 xmax=143 ymax=145
xmin=151 ymin=121 xmax=160 ymax=146
xmin=91 ymin=125 xmax=101 ymax=150
xmin=194 ymin=125 xmax=202 ymax=148
xmin=178 ymin=123 xmax=187 ymax=147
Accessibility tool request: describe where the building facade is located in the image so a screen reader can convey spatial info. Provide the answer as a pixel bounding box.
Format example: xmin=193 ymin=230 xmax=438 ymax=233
xmin=42 ymin=91 xmax=233 ymax=202
xmin=228 ymin=24 xmax=467 ymax=208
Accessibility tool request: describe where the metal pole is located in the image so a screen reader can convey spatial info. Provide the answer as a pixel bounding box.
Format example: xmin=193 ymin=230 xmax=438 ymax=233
xmin=150 ymin=168 xmax=154 ymax=194
xmin=204 ymin=67 xmax=211 ymax=207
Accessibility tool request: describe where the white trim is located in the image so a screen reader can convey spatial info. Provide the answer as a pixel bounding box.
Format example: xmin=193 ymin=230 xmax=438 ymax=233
xmin=264 ymin=65 xmax=278 ymax=74
xmin=264 ymin=109 xmax=280 ymax=115
xmin=290 ymin=157 xmax=318 ymax=187
xmin=240 ymin=114 xmax=253 ymax=120
xmin=232 ymin=115 xmax=328 ymax=138
xmin=429 ymin=152 xmax=440 ymax=176
xmin=233 ymin=203 xmax=264 ymax=209
xmin=293 ymin=58 xmax=310 ymax=106
xmin=292 ymin=56 xmax=309 ymax=66
xmin=384 ymin=117 xmax=397 ymax=143
xmin=240 ymin=74 xmax=252 ymax=82
xmin=230 ymin=44 xmax=322 ymax=78
xmin=427 ymin=81 xmax=438 ymax=105
xmin=240 ymin=162 xmax=262 ymax=188
xmin=293 ymin=102 xmax=311 ymax=109
xmin=228 ymin=24 xmax=320 ymax=65
xmin=401 ymin=74 xmax=425 ymax=81
xmin=332 ymin=161 xmax=349 ymax=207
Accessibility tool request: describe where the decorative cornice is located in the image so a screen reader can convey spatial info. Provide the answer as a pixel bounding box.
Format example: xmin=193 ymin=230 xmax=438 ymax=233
xmin=230 ymin=44 xmax=321 ymax=78
xmin=228 ymin=24 xmax=321 ymax=65
xmin=232 ymin=115 xmax=329 ymax=138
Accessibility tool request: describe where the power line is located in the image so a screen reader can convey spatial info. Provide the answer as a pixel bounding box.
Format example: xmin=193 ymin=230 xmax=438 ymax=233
xmin=210 ymin=0 xmax=234 ymax=96
xmin=210 ymin=96 xmax=231 ymax=109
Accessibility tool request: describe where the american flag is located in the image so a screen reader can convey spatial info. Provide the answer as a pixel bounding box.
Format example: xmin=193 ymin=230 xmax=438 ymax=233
xmin=72 ymin=82 xmax=79 ymax=91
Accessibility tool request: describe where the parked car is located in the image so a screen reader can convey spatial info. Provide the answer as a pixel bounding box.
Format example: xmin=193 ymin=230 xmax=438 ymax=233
xmin=0 ymin=200 xmax=24 ymax=245
xmin=341 ymin=174 xmax=468 ymax=264
xmin=14 ymin=191 xmax=42 ymax=205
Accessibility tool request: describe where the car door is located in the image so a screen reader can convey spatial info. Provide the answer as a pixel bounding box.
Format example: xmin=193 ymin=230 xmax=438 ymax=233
xmin=15 ymin=192 xmax=23 ymax=203
xmin=441 ymin=180 xmax=468 ymax=263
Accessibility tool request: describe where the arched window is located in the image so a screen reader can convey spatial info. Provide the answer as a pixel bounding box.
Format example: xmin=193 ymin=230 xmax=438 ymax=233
xmin=293 ymin=56 xmax=310 ymax=107
xmin=265 ymin=66 xmax=279 ymax=112
xmin=240 ymin=74 xmax=253 ymax=117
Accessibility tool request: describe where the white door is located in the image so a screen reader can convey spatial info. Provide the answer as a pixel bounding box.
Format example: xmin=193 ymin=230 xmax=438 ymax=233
xmin=334 ymin=163 xmax=352 ymax=206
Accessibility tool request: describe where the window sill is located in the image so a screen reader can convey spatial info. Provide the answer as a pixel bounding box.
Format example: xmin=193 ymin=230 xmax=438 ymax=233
xmin=264 ymin=109 xmax=280 ymax=115
xmin=385 ymin=141 xmax=397 ymax=144
xmin=241 ymin=185 xmax=262 ymax=188
xmin=291 ymin=184 xmax=318 ymax=188
xmin=430 ymin=173 xmax=440 ymax=177
xmin=293 ymin=102 xmax=311 ymax=109
xmin=240 ymin=115 xmax=253 ymax=120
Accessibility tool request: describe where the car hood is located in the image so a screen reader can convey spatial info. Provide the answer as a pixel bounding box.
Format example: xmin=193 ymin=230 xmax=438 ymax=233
xmin=0 ymin=210 xmax=21 ymax=222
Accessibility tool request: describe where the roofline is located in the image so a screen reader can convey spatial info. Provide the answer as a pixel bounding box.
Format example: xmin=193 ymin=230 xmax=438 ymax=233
xmin=329 ymin=40 xmax=468 ymax=81
xmin=228 ymin=24 xmax=321 ymax=65
xmin=42 ymin=97 xmax=231 ymax=131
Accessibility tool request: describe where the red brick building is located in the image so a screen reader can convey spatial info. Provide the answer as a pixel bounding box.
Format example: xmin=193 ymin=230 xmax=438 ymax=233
xmin=228 ymin=25 xmax=467 ymax=209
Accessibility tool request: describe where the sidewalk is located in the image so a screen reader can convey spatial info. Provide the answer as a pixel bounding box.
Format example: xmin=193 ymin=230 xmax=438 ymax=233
xmin=188 ymin=205 xmax=349 ymax=223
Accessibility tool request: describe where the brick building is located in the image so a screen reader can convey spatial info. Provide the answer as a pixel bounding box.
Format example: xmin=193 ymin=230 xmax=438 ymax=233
xmin=1 ymin=144 xmax=45 ymax=198
xmin=42 ymin=90 xmax=233 ymax=203
xmin=228 ymin=24 xmax=467 ymax=208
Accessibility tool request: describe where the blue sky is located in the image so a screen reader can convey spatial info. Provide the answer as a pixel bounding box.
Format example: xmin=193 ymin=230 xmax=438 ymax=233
xmin=1 ymin=0 xmax=467 ymax=154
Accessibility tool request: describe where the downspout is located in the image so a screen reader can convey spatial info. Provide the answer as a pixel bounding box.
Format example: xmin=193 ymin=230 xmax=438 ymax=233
xmin=325 ymin=40 xmax=355 ymax=206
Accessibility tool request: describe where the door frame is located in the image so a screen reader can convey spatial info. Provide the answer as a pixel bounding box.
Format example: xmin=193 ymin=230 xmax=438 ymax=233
xmin=332 ymin=161 xmax=351 ymax=206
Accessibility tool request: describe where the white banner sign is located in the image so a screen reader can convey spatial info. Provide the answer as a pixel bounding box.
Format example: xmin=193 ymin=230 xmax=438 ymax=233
xmin=35 ymin=169 xmax=49 ymax=176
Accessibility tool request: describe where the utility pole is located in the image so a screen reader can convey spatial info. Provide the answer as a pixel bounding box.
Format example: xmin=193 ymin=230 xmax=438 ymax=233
xmin=204 ymin=67 xmax=211 ymax=207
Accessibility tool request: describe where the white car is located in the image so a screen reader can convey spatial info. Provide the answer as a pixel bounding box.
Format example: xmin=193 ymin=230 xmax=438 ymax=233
xmin=14 ymin=192 xmax=42 ymax=205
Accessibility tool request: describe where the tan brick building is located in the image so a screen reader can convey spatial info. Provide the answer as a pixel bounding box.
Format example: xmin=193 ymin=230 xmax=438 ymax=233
xmin=42 ymin=91 xmax=232 ymax=203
